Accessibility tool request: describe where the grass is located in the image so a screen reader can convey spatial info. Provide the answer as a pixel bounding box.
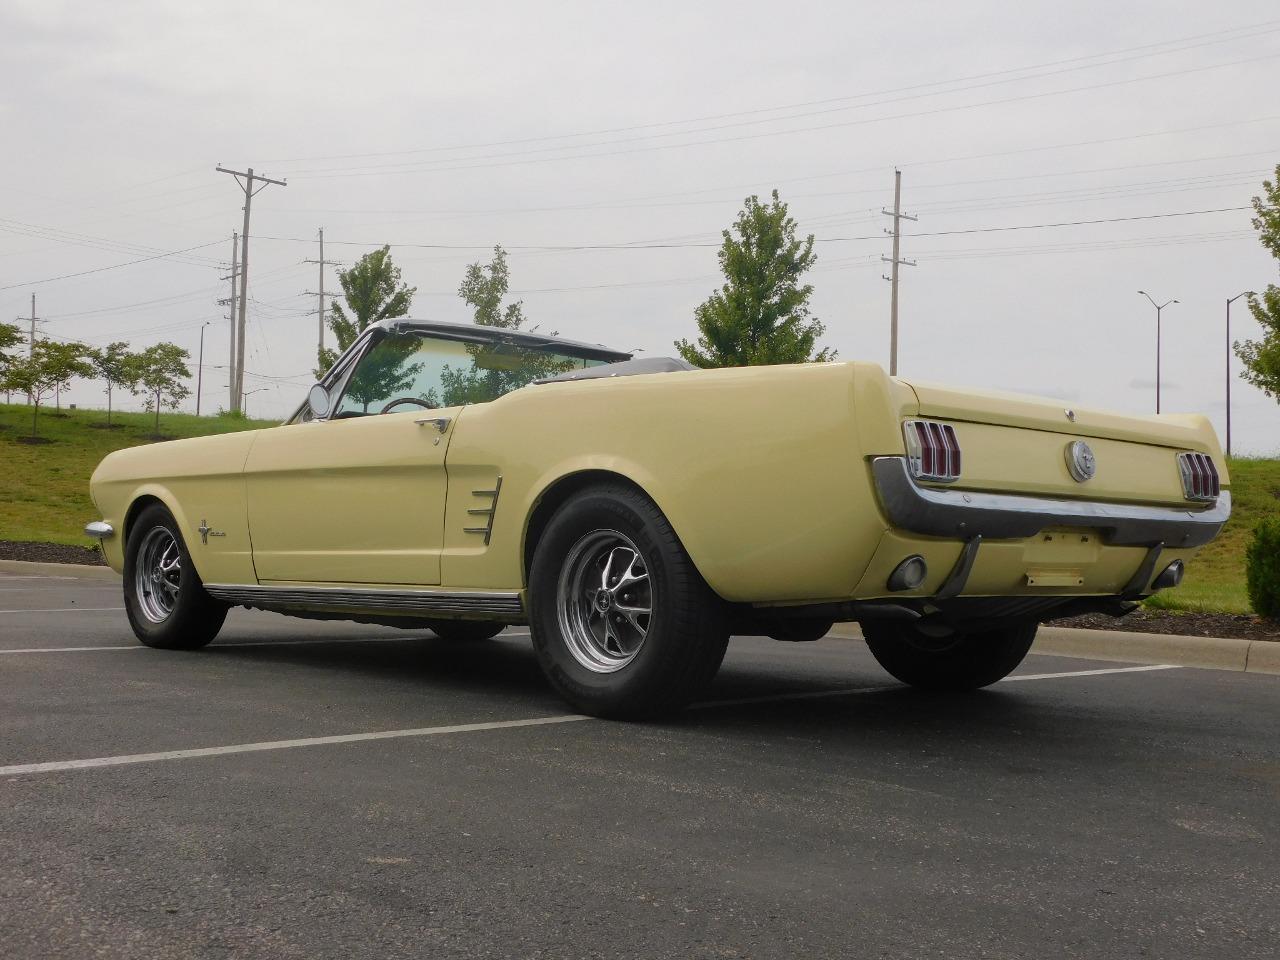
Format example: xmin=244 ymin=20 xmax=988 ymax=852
xmin=1 ymin=400 xmax=1276 ymax=616
xmin=0 ymin=402 xmax=276 ymax=546
xmin=1143 ymin=457 xmax=1280 ymax=615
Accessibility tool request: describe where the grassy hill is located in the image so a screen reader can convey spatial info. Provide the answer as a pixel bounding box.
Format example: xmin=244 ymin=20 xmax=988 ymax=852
xmin=1 ymin=400 xmax=1275 ymax=615
xmin=1148 ymin=456 xmax=1280 ymax=615
xmin=0 ymin=402 xmax=276 ymax=545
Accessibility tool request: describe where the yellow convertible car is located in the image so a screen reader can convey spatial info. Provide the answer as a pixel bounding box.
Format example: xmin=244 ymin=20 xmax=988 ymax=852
xmin=87 ymin=319 xmax=1229 ymax=717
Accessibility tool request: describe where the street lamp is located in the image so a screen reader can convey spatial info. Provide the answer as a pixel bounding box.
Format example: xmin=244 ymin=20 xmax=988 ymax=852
xmin=1138 ymin=291 xmax=1178 ymax=414
xmin=1225 ymin=291 xmax=1255 ymax=458
xmin=195 ymin=321 xmax=211 ymax=417
xmin=242 ymin=387 xmax=266 ymax=418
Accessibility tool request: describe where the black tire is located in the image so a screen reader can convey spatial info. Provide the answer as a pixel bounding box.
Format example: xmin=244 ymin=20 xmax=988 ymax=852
xmin=862 ymin=620 xmax=1038 ymax=691
xmin=123 ymin=504 xmax=228 ymax=650
xmin=528 ymin=484 xmax=729 ymax=719
xmin=423 ymin=619 xmax=505 ymax=642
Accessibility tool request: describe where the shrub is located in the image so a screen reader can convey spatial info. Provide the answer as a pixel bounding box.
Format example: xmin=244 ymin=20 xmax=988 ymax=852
xmin=1245 ymin=517 xmax=1280 ymax=621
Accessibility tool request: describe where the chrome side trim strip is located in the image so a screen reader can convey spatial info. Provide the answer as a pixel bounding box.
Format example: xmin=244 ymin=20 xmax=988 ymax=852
xmin=84 ymin=521 xmax=115 ymax=540
xmin=204 ymin=584 xmax=523 ymax=618
xmin=871 ymin=456 xmax=1230 ymax=548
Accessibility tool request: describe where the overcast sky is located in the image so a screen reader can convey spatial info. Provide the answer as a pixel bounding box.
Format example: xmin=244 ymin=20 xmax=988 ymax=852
xmin=2 ymin=0 xmax=1278 ymax=452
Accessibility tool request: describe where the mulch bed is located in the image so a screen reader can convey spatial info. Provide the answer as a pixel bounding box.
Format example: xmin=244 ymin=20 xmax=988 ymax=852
xmin=0 ymin=540 xmax=105 ymax=565
xmin=1051 ymin=609 xmax=1278 ymax=643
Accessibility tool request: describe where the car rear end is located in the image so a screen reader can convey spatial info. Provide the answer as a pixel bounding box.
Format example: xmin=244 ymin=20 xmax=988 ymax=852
xmin=850 ymin=375 xmax=1229 ymax=626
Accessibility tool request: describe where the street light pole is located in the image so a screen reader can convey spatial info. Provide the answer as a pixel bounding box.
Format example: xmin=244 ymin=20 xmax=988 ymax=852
xmin=1138 ymin=291 xmax=1178 ymax=414
xmin=242 ymin=387 xmax=266 ymax=418
xmin=1225 ymin=291 xmax=1254 ymax=458
xmin=195 ymin=321 xmax=210 ymax=417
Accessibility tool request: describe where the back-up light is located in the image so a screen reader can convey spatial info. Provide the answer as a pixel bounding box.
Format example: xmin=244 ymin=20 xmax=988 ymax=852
xmin=903 ymin=420 xmax=962 ymax=482
xmin=1177 ymin=452 xmax=1220 ymax=502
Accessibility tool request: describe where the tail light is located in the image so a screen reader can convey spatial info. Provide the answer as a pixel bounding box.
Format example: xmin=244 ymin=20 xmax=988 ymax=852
xmin=903 ymin=420 xmax=962 ymax=482
xmin=1177 ymin=452 xmax=1220 ymax=501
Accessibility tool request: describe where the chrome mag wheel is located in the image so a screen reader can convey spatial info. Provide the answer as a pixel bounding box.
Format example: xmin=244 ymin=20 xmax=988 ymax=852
xmin=134 ymin=526 xmax=182 ymax=623
xmin=556 ymin=529 xmax=654 ymax=673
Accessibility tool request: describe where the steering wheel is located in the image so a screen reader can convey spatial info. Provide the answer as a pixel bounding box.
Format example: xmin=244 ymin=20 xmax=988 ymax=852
xmin=379 ymin=397 xmax=436 ymax=414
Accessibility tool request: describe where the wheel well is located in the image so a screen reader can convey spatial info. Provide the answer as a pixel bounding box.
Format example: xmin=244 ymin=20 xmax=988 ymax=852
xmin=522 ymin=470 xmax=650 ymax=579
xmin=122 ymin=494 xmax=165 ymax=545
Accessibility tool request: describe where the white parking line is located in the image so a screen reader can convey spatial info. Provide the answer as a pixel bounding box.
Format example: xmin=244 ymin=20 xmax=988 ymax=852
xmin=0 ymin=607 xmax=126 ymax=614
xmin=0 ymin=715 xmax=592 ymax=777
xmin=0 ymin=662 xmax=1186 ymax=778
xmin=1002 ymin=664 xmax=1180 ymax=681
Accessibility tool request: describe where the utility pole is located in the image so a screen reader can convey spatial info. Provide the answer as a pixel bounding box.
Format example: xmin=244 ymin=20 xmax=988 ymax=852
xmin=195 ymin=321 xmax=211 ymax=416
xmin=881 ymin=169 xmax=917 ymax=377
xmin=303 ymin=227 xmax=341 ymax=370
xmin=216 ymin=166 xmax=286 ymax=412
xmin=1138 ymin=291 xmax=1178 ymax=414
xmin=217 ymin=233 xmax=241 ymax=412
xmin=16 ymin=293 xmax=40 ymax=404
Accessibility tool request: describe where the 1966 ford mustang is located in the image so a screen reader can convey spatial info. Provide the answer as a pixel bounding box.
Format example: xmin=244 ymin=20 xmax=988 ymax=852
xmin=87 ymin=319 xmax=1230 ymax=717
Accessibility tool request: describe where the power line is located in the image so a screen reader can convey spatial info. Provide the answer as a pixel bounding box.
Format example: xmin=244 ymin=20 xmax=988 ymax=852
xmin=0 ymin=239 xmax=225 ymax=291
xmin=284 ymin=53 xmax=1280 ymax=179
xmin=264 ymin=19 xmax=1280 ymax=167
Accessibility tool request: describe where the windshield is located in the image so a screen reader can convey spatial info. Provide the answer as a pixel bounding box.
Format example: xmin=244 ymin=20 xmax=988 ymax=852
xmin=331 ymin=331 xmax=610 ymax=416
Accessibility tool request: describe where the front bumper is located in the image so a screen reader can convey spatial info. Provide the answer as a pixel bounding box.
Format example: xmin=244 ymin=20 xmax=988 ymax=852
xmin=84 ymin=521 xmax=115 ymax=539
xmin=872 ymin=456 xmax=1230 ymax=549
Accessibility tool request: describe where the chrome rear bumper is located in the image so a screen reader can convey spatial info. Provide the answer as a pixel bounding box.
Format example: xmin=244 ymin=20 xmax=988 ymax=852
xmin=871 ymin=456 xmax=1230 ymax=548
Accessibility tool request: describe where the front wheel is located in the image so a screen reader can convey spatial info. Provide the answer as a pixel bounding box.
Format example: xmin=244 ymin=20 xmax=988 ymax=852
xmin=862 ymin=620 xmax=1037 ymax=691
xmin=123 ymin=504 xmax=227 ymax=650
xmin=528 ymin=484 xmax=729 ymax=719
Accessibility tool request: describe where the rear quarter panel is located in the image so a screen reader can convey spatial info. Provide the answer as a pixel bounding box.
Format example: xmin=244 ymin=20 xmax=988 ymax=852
xmin=442 ymin=361 xmax=911 ymax=603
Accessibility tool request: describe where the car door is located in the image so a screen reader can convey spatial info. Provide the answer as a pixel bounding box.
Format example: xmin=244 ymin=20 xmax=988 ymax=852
xmin=243 ymin=329 xmax=461 ymax=586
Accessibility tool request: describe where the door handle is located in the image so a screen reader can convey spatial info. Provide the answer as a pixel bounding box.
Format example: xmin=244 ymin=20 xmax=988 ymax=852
xmin=415 ymin=416 xmax=451 ymax=433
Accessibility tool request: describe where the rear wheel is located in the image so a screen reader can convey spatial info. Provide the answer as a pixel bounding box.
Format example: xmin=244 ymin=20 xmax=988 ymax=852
xmin=528 ymin=484 xmax=729 ymax=719
xmin=862 ymin=620 xmax=1037 ymax=691
xmin=423 ymin=620 xmax=505 ymax=642
xmin=123 ymin=504 xmax=227 ymax=650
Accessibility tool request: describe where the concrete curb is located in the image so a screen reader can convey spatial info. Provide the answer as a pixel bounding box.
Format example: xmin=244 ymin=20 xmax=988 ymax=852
xmin=830 ymin=624 xmax=1278 ymax=676
xmin=0 ymin=559 xmax=119 ymax=581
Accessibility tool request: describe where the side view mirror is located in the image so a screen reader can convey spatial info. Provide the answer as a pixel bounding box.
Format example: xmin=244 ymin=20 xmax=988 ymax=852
xmin=308 ymin=383 xmax=332 ymax=419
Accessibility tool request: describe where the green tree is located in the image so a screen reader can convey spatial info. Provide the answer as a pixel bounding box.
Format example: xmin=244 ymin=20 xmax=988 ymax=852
xmin=317 ymin=245 xmax=416 ymax=376
xmin=676 ymin=190 xmax=833 ymax=368
xmin=434 ymin=245 xmax=571 ymax=406
xmin=1236 ymin=164 xmax=1280 ymax=399
xmin=459 ymin=244 xmax=526 ymax=329
xmin=0 ymin=321 xmax=21 ymax=362
xmin=89 ymin=341 xmax=136 ymax=427
xmin=0 ymin=321 xmax=22 ymax=403
xmin=126 ymin=342 xmax=192 ymax=436
xmin=0 ymin=340 xmax=93 ymax=439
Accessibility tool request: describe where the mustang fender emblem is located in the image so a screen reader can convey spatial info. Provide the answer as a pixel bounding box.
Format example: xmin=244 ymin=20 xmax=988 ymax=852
xmin=197 ymin=519 xmax=226 ymax=545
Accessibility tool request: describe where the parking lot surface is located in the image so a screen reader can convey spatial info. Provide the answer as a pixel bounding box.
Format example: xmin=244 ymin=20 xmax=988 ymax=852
xmin=2 ymin=570 xmax=1278 ymax=959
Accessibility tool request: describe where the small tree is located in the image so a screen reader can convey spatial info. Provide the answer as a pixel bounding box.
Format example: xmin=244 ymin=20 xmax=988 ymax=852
xmin=0 ymin=340 xmax=93 ymax=439
xmin=126 ymin=342 xmax=191 ymax=436
xmin=459 ymin=244 xmax=526 ymax=329
xmin=90 ymin=341 xmax=136 ymax=427
xmin=676 ymin=190 xmax=833 ymax=368
xmin=433 ymin=245 xmax=571 ymax=406
xmin=0 ymin=321 xmax=21 ymax=403
xmin=1245 ymin=517 xmax=1280 ymax=621
xmin=317 ymin=245 xmax=416 ymax=377
xmin=1235 ymin=163 xmax=1280 ymax=399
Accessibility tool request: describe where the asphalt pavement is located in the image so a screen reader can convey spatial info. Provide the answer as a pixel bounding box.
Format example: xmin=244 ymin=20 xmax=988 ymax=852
xmin=1 ymin=570 xmax=1277 ymax=959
